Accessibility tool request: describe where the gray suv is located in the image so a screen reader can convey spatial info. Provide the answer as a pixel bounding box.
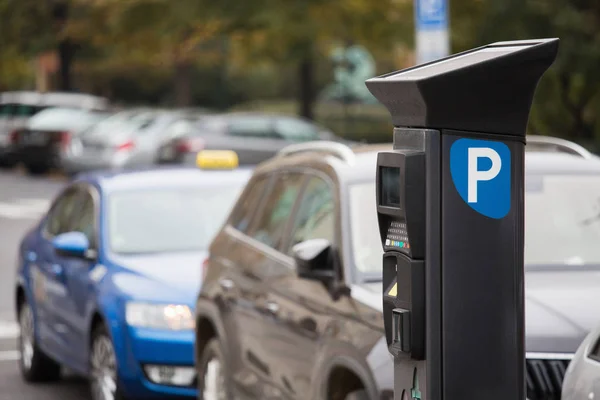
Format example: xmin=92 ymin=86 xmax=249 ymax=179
xmin=194 ymin=135 xmax=600 ymax=400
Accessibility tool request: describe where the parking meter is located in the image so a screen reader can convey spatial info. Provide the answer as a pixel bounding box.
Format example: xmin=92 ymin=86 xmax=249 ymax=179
xmin=366 ymin=39 xmax=559 ymax=400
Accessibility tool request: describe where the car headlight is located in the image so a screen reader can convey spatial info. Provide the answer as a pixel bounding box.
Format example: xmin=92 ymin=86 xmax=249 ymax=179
xmin=125 ymin=302 xmax=195 ymax=331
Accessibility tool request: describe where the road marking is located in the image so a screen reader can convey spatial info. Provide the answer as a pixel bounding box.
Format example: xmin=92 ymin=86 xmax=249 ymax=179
xmin=0 ymin=351 xmax=20 ymax=362
xmin=0 ymin=198 xmax=50 ymax=220
xmin=0 ymin=321 xmax=19 ymax=339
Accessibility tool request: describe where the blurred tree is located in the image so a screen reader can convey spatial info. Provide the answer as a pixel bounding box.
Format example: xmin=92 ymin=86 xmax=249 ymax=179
xmin=476 ymin=0 xmax=600 ymax=146
xmin=67 ymin=0 xmax=228 ymax=106
xmin=0 ymin=0 xmax=83 ymax=91
xmin=224 ymin=0 xmax=413 ymax=119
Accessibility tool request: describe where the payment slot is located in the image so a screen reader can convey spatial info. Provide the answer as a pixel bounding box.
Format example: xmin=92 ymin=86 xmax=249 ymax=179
xmin=367 ymin=39 xmax=559 ymax=400
xmin=378 ymin=149 xmax=426 ymax=361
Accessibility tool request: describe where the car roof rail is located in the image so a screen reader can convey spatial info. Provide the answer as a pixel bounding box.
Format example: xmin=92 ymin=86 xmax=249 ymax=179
xmin=277 ymin=141 xmax=356 ymax=163
xmin=526 ymin=135 xmax=595 ymax=159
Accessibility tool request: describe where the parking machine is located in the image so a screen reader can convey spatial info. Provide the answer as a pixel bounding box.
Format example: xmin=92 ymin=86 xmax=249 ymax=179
xmin=366 ymin=39 xmax=559 ymax=400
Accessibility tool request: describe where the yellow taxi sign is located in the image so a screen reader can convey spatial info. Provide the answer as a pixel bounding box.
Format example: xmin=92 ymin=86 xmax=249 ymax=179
xmin=196 ymin=150 xmax=239 ymax=170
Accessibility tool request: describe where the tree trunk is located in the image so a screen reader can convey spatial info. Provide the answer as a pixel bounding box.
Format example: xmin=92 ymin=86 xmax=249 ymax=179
xmin=53 ymin=2 xmax=74 ymax=91
xmin=298 ymin=54 xmax=315 ymax=120
xmin=174 ymin=61 xmax=193 ymax=107
xmin=57 ymin=39 xmax=74 ymax=91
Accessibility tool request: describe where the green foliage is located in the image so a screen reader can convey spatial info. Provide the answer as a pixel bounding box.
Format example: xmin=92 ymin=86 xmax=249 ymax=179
xmin=0 ymin=0 xmax=57 ymax=55
xmin=476 ymin=0 xmax=600 ymax=146
xmin=1 ymin=0 xmax=599 ymax=147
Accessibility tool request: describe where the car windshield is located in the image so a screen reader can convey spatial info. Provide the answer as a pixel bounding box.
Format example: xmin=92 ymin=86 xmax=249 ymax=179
xmin=525 ymin=173 xmax=600 ymax=266
xmin=349 ymin=173 xmax=600 ymax=280
xmin=108 ymin=184 xmax=244 ymax=255
xmin=28 ymin=108 xmax=105 ymax=131
xmin=348 ymin=182 xmax=384 ymax=278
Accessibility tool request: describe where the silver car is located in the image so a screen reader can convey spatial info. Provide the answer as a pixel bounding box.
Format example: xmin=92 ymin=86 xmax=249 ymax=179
xmin=0 ymin=91 xmax=108 ymax=167
xmin=156 ymin=112 xmax=348 ymax=166
xmin=63 ymin=109 xmax=202 ymax=174
xmin=14 ymin=107 xmax=109 ymax=174
xmin=562 ymin=323 xmax=600 ymax=400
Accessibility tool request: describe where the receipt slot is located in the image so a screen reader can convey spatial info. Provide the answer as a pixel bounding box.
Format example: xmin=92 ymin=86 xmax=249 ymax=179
xmin=366 ymin=39 xmax=559 ymax=400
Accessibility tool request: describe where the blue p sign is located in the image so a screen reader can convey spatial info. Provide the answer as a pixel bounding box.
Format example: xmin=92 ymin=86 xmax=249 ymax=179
xmin=450 ymin=138 xmax=511 ymax=219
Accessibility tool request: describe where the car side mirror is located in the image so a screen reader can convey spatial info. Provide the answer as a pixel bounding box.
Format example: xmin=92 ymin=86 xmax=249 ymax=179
xmin=52 ymin=231 xmax=94 ymax=259
xmin=292 ymin=238 xmax=336 ymax=283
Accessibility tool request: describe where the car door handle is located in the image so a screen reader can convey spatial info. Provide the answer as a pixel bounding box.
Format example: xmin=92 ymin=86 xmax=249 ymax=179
xmin=264 ymin=301 xmax=280 ymax=315
xmin=219 ymin=278 xmax=235 ymax=291
xmin=26 ymin=251 xmax=37 ymax=262
xmin=50 ymin=264 xmax=64 ymax=277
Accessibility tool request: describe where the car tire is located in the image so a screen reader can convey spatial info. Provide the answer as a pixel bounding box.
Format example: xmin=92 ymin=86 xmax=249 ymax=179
xmin=24 ymin=163 xmax=49 ymax=175
xmin=197 ymin=338 xmax=232 ymax=400
xmin=0 ymin=157 xmax=17 ymax=169
xmin=344 ymin=390 xmax=370 ymax=400
xmin=89 ymin=324 xmax=124 ymax=400
xmin=18 ymin=300 xmax=62 ymax=382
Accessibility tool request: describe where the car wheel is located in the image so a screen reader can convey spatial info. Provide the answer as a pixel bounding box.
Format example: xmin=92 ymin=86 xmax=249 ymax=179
xmin=24 ymin=163 xmax=49 ymax=175
xmin=198 ymin=338 xmax=231 ymax=400
xmin=89 ymin=324 xmax=123 ymax=400
xmin=0 ymin=157 xmax=17 ymax=168
xmin=18 ymin=301 xmax=61 ymax=382
xmin=344 ymin=390 xmax=370 ymax=400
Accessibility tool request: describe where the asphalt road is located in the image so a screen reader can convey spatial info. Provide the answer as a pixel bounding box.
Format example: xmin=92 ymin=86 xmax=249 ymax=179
xmin=0 ymin=169 xmax=90 ymax=399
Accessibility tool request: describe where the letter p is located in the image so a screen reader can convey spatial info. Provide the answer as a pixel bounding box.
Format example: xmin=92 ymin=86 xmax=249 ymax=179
xmin=468 ymin=147 xmax=501 ymax=203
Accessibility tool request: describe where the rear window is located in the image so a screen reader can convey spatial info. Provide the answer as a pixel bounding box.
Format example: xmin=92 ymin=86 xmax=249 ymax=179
xmin=107 ymin=184 xmax=245 ymax=254
xmin=227 ymin=117 xmax=276 ymax=138
xmin=80 ymin=111 xmax=146 ymax=137
xmin=28 ymin=108 xmax=106 ymax=131
xmin=14 ymin=104 xmax=45 ymax=117
xmin=191 ymin=118 xmax=224 ymax=136
xmin=0 ymin=104 xmax=15 ymax=119
xmin=129 ymin=113 xmax=157 ymax=134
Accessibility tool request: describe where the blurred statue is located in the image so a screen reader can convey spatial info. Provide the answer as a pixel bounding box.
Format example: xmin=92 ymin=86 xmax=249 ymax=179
xmin=320 ymin=44 xmax=378 ymax=104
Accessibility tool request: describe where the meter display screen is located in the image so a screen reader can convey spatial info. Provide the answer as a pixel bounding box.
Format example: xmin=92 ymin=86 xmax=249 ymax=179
xmin=380 ymin=167 xmax=401 ymax=208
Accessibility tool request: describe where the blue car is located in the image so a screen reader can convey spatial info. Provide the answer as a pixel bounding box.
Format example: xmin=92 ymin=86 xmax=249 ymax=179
xmin=14 ymin=160 xmax=252 ymax=400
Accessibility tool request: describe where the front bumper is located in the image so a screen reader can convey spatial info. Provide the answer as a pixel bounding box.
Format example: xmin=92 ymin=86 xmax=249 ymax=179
xmin=117 ymin=326 xmax=197 ymax=399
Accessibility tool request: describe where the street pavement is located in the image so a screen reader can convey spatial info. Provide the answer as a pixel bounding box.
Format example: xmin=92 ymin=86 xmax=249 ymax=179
xmin=0 ymin=169 xmax=90 ymax=399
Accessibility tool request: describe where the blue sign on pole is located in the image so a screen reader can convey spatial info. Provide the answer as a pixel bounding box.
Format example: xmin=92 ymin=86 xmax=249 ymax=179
xmin=416 ymin=0 xmax=448 ymax=29
xmin=414 ymin=0 xmax=450 ymax=64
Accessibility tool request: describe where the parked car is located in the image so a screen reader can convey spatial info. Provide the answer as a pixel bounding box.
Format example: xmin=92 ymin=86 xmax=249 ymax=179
xmin=0 ymin=91 xmax=109 ymax=167
xmin=63 ymin=109 xmax=202 ymax=175
xmin=194 ymin=137 xmax=600 ymax=400
xmin=14 ymin=153 xmax=252 ymax=400
xmin=156 ymin=112 xmax=349 ymax=166
xmin=13 ymin=107 xmax=109 ymax=175
xmin=562 ymin=322 xmax=600 ymax=400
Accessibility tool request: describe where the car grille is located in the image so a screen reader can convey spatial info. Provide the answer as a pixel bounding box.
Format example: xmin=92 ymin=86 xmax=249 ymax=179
xmin=526 ymin=357 xmax=571 ymax=400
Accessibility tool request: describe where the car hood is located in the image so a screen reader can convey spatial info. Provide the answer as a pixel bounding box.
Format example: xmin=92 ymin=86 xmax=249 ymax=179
xmin=354 ymin=269 xmax=600 ymax=355
xmin=525 ymin=268 xmax=600 ymax=354
xmin=110 ymin=250 xmax=207 ymax=305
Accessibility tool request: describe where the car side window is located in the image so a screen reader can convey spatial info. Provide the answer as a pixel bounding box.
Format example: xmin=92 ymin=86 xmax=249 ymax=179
xmin=164 ymin=120 xmax=193 ymax=139
xmin=230 ymin=176 xmax=271 ymax=233
xmin=45 ymin=188 xmax=82 ymax=237
xmin=16 ymin=105 xmax=44 ymax=117
xmin=286 ymin=176 xmax=335 ymax=255
xmin=274 ymin=118 xmax=320 ymax=142
xmin=70 ymin=190 xmax=97 ymax=248
xmin=228 ymin=118 xmax=276 ymax=139
xmin=590 ymin=336 xmax=600 ymax=362
xmin=0 ymin=104 xmax=13 ymax=118
xmin=249 ymin=173 xmax=305 ymax=250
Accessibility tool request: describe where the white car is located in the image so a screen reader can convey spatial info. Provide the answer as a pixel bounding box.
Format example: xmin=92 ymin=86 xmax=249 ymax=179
xmin=562 ymin=322 xmax=600 ymax=400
